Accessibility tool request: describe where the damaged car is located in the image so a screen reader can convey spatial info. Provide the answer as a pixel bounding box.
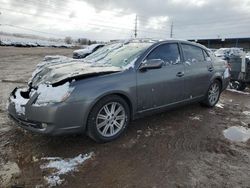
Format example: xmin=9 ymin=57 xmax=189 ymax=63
xmin=8 ymin=39 xmax=230 ymax=142
xmin=73 ymin=43 xmax=104 ymax=59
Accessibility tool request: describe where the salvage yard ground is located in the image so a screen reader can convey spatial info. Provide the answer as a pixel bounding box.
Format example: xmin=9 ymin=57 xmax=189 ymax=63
xmin=0 ymin=46 xmax=250 ymax=187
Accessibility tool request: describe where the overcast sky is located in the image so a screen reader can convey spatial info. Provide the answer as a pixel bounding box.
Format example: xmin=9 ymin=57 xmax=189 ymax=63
xmin=0 ymin=0 xmax=250 ymax=41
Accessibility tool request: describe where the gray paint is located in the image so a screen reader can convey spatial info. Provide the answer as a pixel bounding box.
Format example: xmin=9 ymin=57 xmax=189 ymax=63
xmin=8 ymin=40 xmax=230 ymax=135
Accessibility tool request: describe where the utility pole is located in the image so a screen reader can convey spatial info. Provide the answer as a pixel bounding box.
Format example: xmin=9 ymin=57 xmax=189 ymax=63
xmin=170 ymin=21 xmax=174 ymax=38
xmin=134 ymin=15 xmax=138 ymax=38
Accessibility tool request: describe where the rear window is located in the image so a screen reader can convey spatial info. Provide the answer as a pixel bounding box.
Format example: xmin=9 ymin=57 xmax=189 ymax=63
xmin=182 ymin=44 xmax=205 ymax=63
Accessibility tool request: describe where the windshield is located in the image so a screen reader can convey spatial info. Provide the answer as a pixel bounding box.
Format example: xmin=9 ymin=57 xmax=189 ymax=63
xmin=84 ymin=42 xmax=152 ymax=68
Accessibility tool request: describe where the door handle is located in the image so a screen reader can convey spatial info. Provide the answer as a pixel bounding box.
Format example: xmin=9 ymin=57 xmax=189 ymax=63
xmin=208 ymin=67 xmax=214 ymax=72
xmin=176 ymin=72 xmax=184 ymax=77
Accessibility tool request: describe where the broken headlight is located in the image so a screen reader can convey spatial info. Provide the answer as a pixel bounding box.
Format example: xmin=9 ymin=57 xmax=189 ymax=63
xmin=33 ymin=82 xmax=74 ymax=106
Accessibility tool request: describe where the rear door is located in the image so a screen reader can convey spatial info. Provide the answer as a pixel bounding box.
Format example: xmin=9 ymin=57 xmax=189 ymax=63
xmin=136 ymin=43 xmax=185 ymax=111
xmin=181 ymin=43 xmax=213 ymax=99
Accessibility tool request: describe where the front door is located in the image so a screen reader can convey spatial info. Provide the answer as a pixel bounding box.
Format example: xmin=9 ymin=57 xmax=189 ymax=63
xmin=136 ymin=43 xmax=185 ymax=112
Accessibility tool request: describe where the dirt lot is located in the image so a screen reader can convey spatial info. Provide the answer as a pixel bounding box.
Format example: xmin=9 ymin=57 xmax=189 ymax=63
xmin=0 ymin=46 xmax=250 ymax=188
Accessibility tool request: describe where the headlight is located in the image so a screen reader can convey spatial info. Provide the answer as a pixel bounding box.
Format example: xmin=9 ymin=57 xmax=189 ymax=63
xmin=33 ymin=82 xmax=74 ymax=106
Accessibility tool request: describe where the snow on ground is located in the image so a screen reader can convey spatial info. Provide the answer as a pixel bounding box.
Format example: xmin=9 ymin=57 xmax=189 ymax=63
xmin=227 ymin=89 xmax=250 ymax=95
xmin=223 ymin=126 xmax=250 ymax=142
xmin=189 ymin=115 xmax=202 ymax=121
xmin=216 ymin=102 xmax=224 ymax=109
xmin=9 ymin=88 xmax=29 ymax=115
xmin=243 ymin=111 xmax=250 ymax=116
xmin=0 ymin=35 xmax=73 ymax=48
xmin=40 ymin=152 xmax=93 ymax=187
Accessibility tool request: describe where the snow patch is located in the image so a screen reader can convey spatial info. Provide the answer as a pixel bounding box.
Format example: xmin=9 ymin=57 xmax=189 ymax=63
xmin=189 ymin=116 xmax=202 ymax=121
xmin=243 ymin=111 xmax=250 ymax=116
xmin=122 ymin=57 xmax=138 ymax=70
xmin=73 ymin=44 xmax=103 ymax=55
xmin=227 ymin=89 xmax=250 ymax=95
xmin=9 ymin=88 xmax=29 ymax=115
xmin=216 ymin=102 xmax=224 ymax=109
xmin=223 ymin=126 xmax=250 ymax=142
xmin=41 ymin=152 xmax=93 ymax=187
xmin=33 ymin=82 xmax=73 ymax=106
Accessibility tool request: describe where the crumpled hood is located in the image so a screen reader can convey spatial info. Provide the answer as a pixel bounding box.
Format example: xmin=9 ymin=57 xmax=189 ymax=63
xmin=31 ymin=61 xmax=122 ymax=87
xmin=73 ymin=49 xmax=91 ymax=55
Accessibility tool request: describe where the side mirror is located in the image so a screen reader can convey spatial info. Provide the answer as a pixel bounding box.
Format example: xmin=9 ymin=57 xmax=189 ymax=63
xmin=139 ymin=59 xmax=163 ymax=71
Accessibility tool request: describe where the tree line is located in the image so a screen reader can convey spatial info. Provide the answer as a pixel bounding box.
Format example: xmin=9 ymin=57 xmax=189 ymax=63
xmin=64 ymin=37 xmax=101 ymax=45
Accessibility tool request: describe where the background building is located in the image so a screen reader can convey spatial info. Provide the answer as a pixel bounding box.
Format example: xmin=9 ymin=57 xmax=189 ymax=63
xmin=189 ymin=37 xmax=250 ymax=51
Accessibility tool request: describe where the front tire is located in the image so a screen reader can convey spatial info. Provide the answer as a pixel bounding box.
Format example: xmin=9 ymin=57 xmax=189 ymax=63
xmin=87 ymin=95 xmax=130 ymax=143
xmin=202 ymin=80 xmax=221 ymax=107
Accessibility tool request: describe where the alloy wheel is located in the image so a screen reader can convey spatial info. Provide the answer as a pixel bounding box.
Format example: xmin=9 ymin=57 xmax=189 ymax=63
xmin=208 ymin=83 xmax=220 ymax=106
xmin=96 ymin=102 xmax=126 ymax=137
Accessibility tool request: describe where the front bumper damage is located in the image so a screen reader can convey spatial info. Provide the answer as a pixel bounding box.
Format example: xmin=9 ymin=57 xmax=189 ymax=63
xmin=8 ymin=87 xmax=86 ymax=135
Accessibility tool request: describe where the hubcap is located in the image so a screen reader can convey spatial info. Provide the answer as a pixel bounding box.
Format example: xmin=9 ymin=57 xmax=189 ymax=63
xmin=208 ymin=83 xmax=220 ymax=105
xmin=229 ymin=81 xmax=240 ymax=90
xmin=96 ymin=102 xmax=126 ymax=137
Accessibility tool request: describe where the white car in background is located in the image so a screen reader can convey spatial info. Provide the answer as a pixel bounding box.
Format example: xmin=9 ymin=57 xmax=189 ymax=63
xmin=73 ymin=44 xmax=105 ymax=59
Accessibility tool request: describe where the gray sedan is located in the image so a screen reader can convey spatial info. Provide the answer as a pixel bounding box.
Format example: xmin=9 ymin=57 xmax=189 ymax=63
xmin=8 ymin=39 xmax=230 ymax=142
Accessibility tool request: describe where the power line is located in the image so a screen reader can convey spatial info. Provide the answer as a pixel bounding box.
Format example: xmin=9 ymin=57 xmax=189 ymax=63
xmin=0 ymin=0 xmax=170 ymax=35
xmin=1 ymin=0 xmax=250 ymax=40
xmin=0 ymin=6 xmax=169 ymax=37
xmin=1 ymin=24 xmax=67 ymax=37
xmin=3 ymin=0 xmax=250 ymax=28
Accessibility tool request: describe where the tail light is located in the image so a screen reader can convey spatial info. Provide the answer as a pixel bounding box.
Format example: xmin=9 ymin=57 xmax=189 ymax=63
xmin=225 ymin=61 xmax=231 ymax=71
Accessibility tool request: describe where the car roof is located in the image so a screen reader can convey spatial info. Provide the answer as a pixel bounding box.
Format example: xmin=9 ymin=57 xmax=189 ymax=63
xmin=154 ymin=39 xmax=209 ymax=51
xmin=118 ymin=38 xmax=208 ymax=50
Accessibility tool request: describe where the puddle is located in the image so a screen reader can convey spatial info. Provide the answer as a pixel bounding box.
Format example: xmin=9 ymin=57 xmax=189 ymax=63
xmin=223 ymin=126 xmax=250 ymax=142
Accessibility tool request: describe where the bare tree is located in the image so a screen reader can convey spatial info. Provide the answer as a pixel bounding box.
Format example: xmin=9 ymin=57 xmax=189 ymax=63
xmin=64 ymin=36 xmax=73 ymax=44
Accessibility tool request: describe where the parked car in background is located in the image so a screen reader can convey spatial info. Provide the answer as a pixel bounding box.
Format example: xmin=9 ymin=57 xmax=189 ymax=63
xmin=214 ymin=48 xmax=249 ymax=91
xmin=73 ymin=44 xmax=104 ymax=59
xmin=209 ymin=48 xmax=218 ymax=53
xmin=228 ymin=53 xmax=250 ymax=91
xmin=215 ymin=48 xmax=243 ymax=59
xmin=8 ymin=39 xmax=229 ymax=143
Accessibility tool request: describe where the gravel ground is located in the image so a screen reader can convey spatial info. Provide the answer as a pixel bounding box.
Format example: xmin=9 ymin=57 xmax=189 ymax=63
xmin=0 ymin=46 xmax=250 ymax=188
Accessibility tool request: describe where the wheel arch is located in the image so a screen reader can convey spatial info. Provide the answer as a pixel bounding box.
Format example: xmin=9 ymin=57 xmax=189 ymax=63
xmin=83 ymin=91 xmax=134 ymax=132
xmin=210 ymin=73 xmax=223 ymax=90
xmin=214 ymin=77 xmax=222 ymax=89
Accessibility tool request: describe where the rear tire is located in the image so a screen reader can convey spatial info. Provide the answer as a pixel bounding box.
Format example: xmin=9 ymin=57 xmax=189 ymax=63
xmin=201 ymin=80 xmax=221 ymax=107
xmin=87 ymin=95 xmax=130 ymax=143
xmin=229 ymin=81 xmax=246 ymax=91
xmin=238 ymin=82 xmax=247 ymax=91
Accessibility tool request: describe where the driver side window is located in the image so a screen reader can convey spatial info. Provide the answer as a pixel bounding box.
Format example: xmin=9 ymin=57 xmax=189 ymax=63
xmin=146 ymin=43 xmax=181 ymax=65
